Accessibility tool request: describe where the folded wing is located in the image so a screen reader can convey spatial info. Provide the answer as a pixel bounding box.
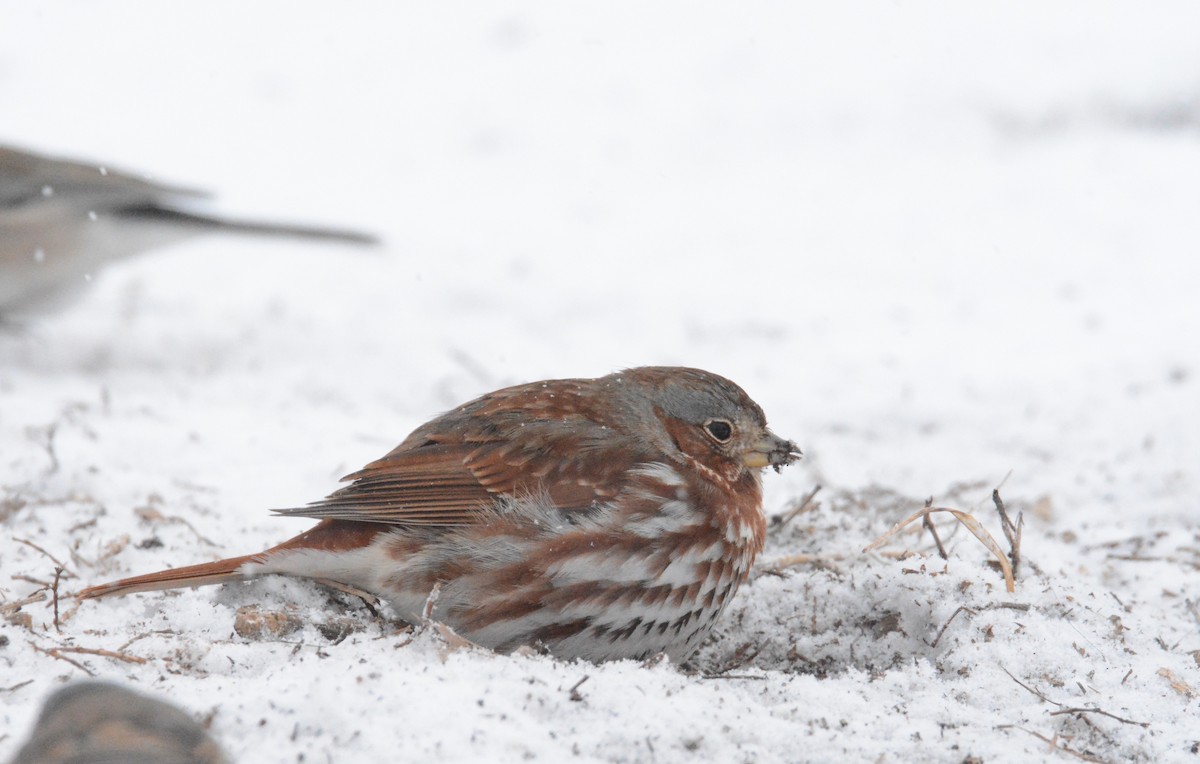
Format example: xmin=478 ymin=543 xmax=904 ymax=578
xmin=275 ymin=417 xmax=653 ymax=526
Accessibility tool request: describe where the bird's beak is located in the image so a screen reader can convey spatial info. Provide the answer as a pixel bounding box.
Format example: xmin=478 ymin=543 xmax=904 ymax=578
xmin=742 ymin=431 xmax=802 ymax=472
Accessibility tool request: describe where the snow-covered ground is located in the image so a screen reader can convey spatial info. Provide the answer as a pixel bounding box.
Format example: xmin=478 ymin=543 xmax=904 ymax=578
xmin=3 ymin=3 xmax=1199 ymax=762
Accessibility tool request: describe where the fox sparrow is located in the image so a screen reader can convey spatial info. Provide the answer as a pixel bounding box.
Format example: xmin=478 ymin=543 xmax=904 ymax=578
xmin=80 ymin=367 xmax=801 ymax=662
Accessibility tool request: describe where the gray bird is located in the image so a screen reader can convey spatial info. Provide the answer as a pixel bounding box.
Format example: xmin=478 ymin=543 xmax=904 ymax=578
xmin=8 ymin=681 xmax=226 ymax=764
xmin=0 ymin=144 xmax=377 ymax=316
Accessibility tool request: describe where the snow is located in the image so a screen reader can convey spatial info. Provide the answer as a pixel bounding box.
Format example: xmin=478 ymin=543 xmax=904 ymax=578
xmin=2 ymin=2 xmax=1199 ymax=762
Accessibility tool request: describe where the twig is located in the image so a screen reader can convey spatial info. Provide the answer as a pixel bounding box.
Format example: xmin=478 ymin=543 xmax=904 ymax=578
xmin=993 ymin=489 xmax=1023 ymax=575
xmin=999 ymin=725 xmax=1113 ymax=764
xmin=55 ymin=597 xmax=82 ymax=627
xmin=772 ymin=485 xmax=822 ymax=530
xmin=1001 ymin=668 xmax=1146 ymax=728
xmin=1002 ymin=665 xmax=1060 ymax=706
xmin=923 ymin=497 xmax=948 ymax=559
xmin=52 ymin=567 xmax=63 ymax=633
xmin=930 ymin=606 xmax=975 ymax=648
xmin=568 ymin=675 xmax=590 ymax=701
xmin=422 ymin=582 xmax=442 ymax=622
xmin=135 ymin=509 xmax=219 ymax=547
xmin=315 ymin=578 xmax=382 ymax=618
xmin=701 ymin=674 xmax=767 ymax=680
xmin=118 ymin=630 xmax=175 ymax=652
xmin=54 ymin=646 xmax=147 ymax=664
xmin=864 ymin=505 xmax=1015 ymax=592
xmin=1049 ymin=707 xmax=1148 ymax=728
xmin=67 ymin=517 xmax=98 ymax=534
xmin=1 ymin=679 xmax=34 ymax=693
xmin=35 ymin=643 xmax=148 ymax=666
xmin=174 ymin=517 xmax=218 ymax=547
xmin=705 ymin=642 xmax=763 ymax=676
xmin=927 ymin=602 xmax=1030 ymax=649
xmin=30 ymin=643 xmax=96 ymax=676
xmin=0 ymin=592 xmax=47 ymax=616
xmin=13 ymin=538 xmax=76 ymax=578
xmin=413 ymin=582 xmax=477 ymax=657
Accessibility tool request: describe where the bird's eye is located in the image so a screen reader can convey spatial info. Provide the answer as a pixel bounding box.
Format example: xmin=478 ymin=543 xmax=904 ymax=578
xmin=704 ymin=419 xmax=733 ymax=443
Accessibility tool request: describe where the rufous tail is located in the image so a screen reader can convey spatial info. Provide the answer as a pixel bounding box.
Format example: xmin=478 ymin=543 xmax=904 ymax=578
xmin=76 ymin=553 xmax=264 ymax=600
xmin=76 ymin=519 xmax=385 ymax=600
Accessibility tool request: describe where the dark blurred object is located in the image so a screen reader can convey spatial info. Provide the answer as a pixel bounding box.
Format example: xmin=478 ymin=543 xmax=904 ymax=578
xmin=8 ymin=681 xmax=226 ymax=764
xmin=0 ymin=144 xmax=378 ymax=316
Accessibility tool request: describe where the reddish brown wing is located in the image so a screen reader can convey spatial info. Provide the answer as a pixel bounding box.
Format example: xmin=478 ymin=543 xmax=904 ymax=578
xmin=277 ymin=444 xmax=498 ymax=525
xmin=276 ymin=379 xmax=655 ymax=526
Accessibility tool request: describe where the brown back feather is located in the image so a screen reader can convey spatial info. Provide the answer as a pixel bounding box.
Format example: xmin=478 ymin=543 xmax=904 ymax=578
xmin=275 ymin=379 xmax=656 ymax=526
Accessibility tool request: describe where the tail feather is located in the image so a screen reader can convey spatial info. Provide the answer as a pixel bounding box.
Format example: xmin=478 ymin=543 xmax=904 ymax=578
xmin=77 ymin=520 xmax=387 ymax=601
xmin=76 ymin=553 xmax=264 ymax=600
xmin=118 ymin=206 xmax=380 ymax=245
